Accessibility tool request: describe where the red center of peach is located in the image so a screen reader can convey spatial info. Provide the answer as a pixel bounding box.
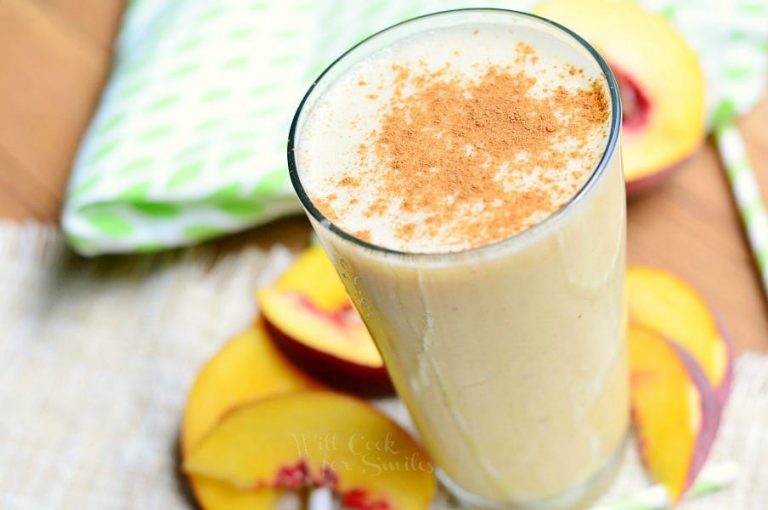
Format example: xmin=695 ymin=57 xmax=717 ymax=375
xmin=342 ymin=489 xmax=392 ymax=510
xmin=273 ymin=460 xmax=392 ymax=510
xmin=612 ymin=65 xmax=651 ymax=131
xmin=273 ymin=459 xmax=341 ymax=490
xmin=297 ymin=294 xmax=363 ymax=328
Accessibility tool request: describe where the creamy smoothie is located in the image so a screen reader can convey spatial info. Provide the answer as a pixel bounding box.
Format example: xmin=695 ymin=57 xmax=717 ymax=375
xmin=289 ymin=10 xmax=627 ymax=508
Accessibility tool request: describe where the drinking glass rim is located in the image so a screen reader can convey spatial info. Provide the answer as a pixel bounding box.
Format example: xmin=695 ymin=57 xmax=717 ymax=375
xmin=287 ymin=7 xmax=622 ymax=261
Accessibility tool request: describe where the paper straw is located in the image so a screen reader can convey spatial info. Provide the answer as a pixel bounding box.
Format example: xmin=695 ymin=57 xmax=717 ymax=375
xmin=713 ymin=99 xmax=768 ymax=296
xmin=591 ymin=461 xmax=740 ymax=510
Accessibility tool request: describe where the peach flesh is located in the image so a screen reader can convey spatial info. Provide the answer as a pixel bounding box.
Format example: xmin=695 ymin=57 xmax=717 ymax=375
xmin=264 ymin=318 xmax=394 ymax=397
xmin=258 ymin=244 xmax=393 ymax=396
xmin=295 ymin=293 xmax=361 ymax=329
xmin=257 ymin=287 xmax=382 ymax=369
xmin=626 ymin=266 xmax=733 ymax=406
xmin=660 ymin=337 xmax=721 ymax=497
xmin=630 ymin=326 xmax=721 ymax=500
xmin=181 ymin=324 xmax=320 ymax=455
xmin=184 ymin=391 xmax=435 ymax=510
xmin=189 ymin=476 xmax=280 ymax=510
xmin=181 ymin=324 xmax=321 ymax=509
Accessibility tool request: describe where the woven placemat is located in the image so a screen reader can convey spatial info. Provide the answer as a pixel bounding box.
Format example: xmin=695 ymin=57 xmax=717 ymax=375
xmin=0 ymin=222 xmax=765 ymax=509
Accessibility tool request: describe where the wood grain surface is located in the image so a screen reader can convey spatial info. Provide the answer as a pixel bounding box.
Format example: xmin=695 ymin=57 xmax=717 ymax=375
xmin=628 ymin=97 xmax=768 ymax=353
xmin=1 ymin=1 xmax=766 ymax=353
xmin=0 ymin=0 xmax=125 ymax=220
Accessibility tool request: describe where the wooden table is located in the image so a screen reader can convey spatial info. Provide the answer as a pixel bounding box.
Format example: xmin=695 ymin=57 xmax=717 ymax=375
xmin=628 ymin=101 xmax=768 ymax=353
xmin=1 ymin=0 xmax=766 ymax=353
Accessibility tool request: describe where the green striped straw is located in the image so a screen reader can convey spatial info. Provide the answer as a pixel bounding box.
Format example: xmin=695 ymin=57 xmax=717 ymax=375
xmin=591 ymin=462 xmax=740 ymax=510
xmin=713 ymin=99 xmax=768 ymax=296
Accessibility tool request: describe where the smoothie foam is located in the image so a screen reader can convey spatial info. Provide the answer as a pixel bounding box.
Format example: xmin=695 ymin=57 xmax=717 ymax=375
xmin=297 ymin=23 xmax=611 ymax=253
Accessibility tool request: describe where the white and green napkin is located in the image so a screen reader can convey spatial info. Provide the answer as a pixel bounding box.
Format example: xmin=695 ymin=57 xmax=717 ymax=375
xmin=61 ymin=0 xmax=767 ymax=255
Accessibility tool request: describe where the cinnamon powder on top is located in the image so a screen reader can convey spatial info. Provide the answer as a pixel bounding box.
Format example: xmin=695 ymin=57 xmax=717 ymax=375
xmin=312 ymin=44 xmax=610 ymax=251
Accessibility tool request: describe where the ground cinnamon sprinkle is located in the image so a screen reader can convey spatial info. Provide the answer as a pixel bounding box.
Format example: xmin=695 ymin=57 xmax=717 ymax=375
xmin=352 ymin=229 xmax=372 ymax=241
xmin=313 ymin=44 xmax=610 ymax=250
xmin=337 ymin=176 xmax=360 ymax=187
xmin=313 ymin=196 xmax=339 ymax=223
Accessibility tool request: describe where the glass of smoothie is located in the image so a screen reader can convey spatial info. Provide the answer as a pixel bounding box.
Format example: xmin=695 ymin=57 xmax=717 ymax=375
xmin=288 ymin=9 xmax=626 ymax=509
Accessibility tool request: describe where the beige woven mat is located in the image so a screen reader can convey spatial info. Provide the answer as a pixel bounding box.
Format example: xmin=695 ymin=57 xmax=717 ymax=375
xmin=0 ymin=222 xmax=766 ymax=509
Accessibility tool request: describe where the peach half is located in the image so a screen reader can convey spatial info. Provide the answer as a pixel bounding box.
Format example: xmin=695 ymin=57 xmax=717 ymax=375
xmin=258 ymin=245 xmax=392 ymax=396
xmin=534 ymin=0 xmax=706 ymax=195
xmin=629 ymin=326 xmax=720 ymax=501
xmin=184 ymin=391 xmax=436 ymax=510
xmin=627 ymin=266 xmax=733 ymax=406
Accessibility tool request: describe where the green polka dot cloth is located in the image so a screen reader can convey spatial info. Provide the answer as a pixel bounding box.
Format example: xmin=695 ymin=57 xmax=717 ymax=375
xmin=62 ymin=0 xmax=767 ymax=255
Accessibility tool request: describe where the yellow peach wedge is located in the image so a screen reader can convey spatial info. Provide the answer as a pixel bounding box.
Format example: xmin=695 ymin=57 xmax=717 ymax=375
xmin=190 ymin=477 xmax=280 ymax=510
xmin=181 ymin=322 xmax=320 ymax=454
xmin=182 ymin=323 xmax=320 ymax=509
xmin=273 ymin=243 xmax=351 ymax=309
xmin=259 ymin=245 xmax=392 ymax=395
xmin=629 ymin=326 xmax=720 ymax=501
xmin=185 ymin=391 xmax=435 ymax=510
xmin=627 ymin=266 xmax=733 ymax=406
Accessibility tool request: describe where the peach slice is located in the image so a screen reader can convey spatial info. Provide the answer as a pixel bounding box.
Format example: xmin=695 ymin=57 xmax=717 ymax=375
xmin=629 ymin=326 xmax=720 ymax=501
xmin=181 ymin=323 xmax=320 ymax=510
xmin=626 ymin=266 xmax=733 ymax=405
xmin=185 ymin=391 xmax=435 ymax=510
xmin=181 ymin=322 xmax=320 ymax=455
xmin=259 ymin=246 xmax=392 ymax=395
xmin=533 ymin=0 xmax=706 ymax=196
xmin=190 ymin=476 xmax=280 ymax=510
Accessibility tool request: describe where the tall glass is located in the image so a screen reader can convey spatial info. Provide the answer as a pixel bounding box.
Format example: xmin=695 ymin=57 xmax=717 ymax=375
xmin=288 ymin=9 xmax=626 ymax=509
